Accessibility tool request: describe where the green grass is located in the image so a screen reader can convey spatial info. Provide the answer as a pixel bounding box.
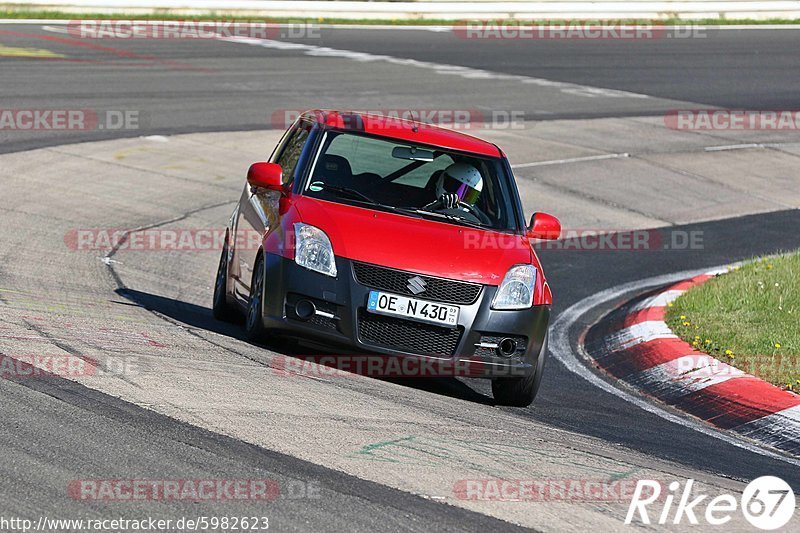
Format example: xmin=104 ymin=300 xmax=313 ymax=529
xmin=4 ymin=10 xmax=800 ymax=26
xmin=666 ymin=252 xmax=800 ymax=391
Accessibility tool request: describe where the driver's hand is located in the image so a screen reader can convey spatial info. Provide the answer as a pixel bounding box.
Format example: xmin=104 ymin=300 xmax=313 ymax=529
xmin=440 ymin=193 xmax=459 ymax=209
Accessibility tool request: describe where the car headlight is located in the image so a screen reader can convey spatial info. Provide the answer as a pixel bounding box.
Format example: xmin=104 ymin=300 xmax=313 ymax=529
xmin=294 ymin=223 xmax=337 ymax=277
xmin=491 ymin=264 xmax=537 ymax=310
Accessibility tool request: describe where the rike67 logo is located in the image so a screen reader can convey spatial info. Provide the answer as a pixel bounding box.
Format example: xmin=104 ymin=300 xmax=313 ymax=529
xmin=626 ymin=476 xmax=795 ymax=530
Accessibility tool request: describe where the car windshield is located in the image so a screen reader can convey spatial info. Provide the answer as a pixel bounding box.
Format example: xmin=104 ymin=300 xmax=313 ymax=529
xmin=303 ymin=130 xmax=520 ymax=231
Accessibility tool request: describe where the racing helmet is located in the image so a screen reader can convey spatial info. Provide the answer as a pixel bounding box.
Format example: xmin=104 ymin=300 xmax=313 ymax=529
xmin=436 ymin=163 xmax=483 ymax=206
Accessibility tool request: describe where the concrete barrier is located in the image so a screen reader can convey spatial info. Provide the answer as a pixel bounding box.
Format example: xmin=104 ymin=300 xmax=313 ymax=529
xmin=6 ymin=0 xmax=800 ymax=20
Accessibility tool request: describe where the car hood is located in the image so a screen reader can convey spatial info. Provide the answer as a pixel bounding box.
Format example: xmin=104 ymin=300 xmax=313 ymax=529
xmin=293 ymin=196 xmax=534 ymax=285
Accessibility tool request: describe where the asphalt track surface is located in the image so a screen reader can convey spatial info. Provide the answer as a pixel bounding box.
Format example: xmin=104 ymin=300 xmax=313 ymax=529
xmin=2 ymin=25 xmax=800 ymax=151
xmin=1 ymin=23 xmax=800 ymax=530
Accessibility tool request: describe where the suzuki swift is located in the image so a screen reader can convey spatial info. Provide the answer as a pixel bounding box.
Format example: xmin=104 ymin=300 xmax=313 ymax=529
xmin=212 ymin=110 xmax=561 ymax=406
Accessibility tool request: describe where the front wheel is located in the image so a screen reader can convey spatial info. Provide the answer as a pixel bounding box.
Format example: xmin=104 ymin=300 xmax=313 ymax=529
xmin=212 ymin=242 xmax=237 ymax=322
xmin=244 ymin=253 xmax=269 ymax=343
xmin=491 ymin=332 xmax=548 ymax=407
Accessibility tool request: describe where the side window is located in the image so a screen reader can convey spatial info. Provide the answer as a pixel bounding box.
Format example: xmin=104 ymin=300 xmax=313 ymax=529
xmin=275 ymin=122 xmax=311 ymax=185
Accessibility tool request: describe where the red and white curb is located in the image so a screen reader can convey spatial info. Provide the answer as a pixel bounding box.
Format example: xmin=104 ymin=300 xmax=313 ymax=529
xmin=584 ymin=267 xmax=800 ymax=456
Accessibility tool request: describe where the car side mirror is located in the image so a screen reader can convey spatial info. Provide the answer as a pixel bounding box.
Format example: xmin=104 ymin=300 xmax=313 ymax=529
xmin=247 ymin=162 xmax=284 ymax=193
xmin=527 ymin=212 xmax=561 ymax=240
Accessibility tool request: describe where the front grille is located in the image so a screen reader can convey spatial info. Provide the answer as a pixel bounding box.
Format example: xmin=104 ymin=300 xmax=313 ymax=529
xmin=353 ymin=262 xmax=482 ymax=305
xmin=357 ymin=309 xmax=463 ymax=356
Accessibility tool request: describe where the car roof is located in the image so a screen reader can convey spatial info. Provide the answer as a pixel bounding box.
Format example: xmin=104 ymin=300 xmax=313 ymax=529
xmin=299 ymin=109 xmax=502 ymax=158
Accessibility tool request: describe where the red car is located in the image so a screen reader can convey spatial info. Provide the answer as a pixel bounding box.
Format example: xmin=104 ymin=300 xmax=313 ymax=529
xmin=212 ymin=110 xmax=560 ymax=406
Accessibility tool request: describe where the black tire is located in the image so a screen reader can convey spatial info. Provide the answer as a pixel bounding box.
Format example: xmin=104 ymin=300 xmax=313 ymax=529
xmin=491 ymin=332 xmax=548 ymax=407
xmin=244 ymin=253 xmax=269 ymax=343
xmin=212 ymin=243 xmax=237 ymax=322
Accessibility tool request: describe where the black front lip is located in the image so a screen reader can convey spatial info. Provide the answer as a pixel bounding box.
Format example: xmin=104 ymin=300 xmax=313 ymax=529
xmin=259 ymin=253 xmax=550 ymax=378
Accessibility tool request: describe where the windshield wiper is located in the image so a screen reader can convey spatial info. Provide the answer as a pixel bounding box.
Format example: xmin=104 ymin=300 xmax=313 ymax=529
xmin=311 ymin=182 xmax=380 ymax=204
xmin=404 ymin=208 xmax=486 ymax=230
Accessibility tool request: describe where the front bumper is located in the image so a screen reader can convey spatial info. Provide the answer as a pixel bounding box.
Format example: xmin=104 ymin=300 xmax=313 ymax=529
xmin=261 ymin=253 xmax=550 ymax=379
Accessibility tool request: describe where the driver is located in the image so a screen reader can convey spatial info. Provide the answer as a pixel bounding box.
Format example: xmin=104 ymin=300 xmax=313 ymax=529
xmin=430 ymin=162 xmax=483 ymax=211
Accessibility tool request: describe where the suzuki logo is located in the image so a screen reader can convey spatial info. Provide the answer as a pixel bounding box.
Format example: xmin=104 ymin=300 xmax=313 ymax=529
xmin=407 ymin=276 xmax=427 ymax=295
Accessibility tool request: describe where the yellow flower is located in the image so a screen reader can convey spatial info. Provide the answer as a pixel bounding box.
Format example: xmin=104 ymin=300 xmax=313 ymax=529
xmin=680 ymin=315 xmax=686 ymax=320
xmin=667 ymin=302 xmax=674 ymax=307
xmin=725 ymin=349 xmax=733 ymax=356
xmin=683 ymin=321 xmax=690 ymax=326
xmin=692 ymin=341 xmax=699 ymax=346
xmin=767 ymin=264 xmax=773 ymax=269
xmin=694 ymin=336 xmax=700 ymax=340
xmin=705 ymin=339 xmax=711 ymax=344
xmin=775 ymin=343 xmax=782 ymax=348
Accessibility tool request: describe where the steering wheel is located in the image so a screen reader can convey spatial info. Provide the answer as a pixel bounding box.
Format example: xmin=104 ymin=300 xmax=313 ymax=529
xmin=457 ymin=201 xmax=491 ymax=225
xmin=421 ymin=196 xmax=491 ymax=225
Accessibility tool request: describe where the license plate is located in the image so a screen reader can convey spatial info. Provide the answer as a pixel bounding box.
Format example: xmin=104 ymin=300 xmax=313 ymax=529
xmin=366 ymin=291 xmax=459 ymax=328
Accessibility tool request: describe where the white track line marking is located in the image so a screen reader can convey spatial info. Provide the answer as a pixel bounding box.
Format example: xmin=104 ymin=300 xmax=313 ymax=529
xmin=512 ymin=152 xmax=630 ymax=168
xmin=143 ymin=135 xmax=169 ymax=142
xmin=549 ymin=266 xmax=800 ymax=467
xmin=41 ymin=24 xmax=69 ymax=34
xmin=704 ymin=143 xmax=764 ymax=152
xmin=219 ymin=35 xmax=650 ymax=99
